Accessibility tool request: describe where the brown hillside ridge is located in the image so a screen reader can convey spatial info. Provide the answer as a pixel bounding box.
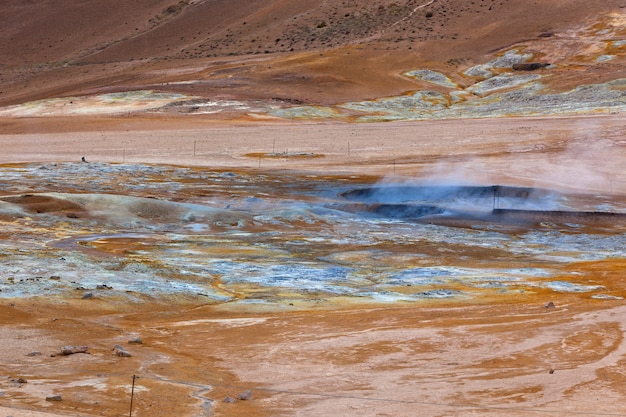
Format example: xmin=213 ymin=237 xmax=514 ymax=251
xmin=0 ymin=0 xmax=624 ymax=117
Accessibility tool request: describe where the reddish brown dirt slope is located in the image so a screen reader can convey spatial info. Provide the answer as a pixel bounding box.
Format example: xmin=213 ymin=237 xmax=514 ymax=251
xmin=1 ymin=0 xmax=624 ymax=109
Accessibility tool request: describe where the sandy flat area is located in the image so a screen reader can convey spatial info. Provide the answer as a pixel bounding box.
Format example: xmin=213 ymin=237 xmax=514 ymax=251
xmin=1 ymin=113 xmax=624 ymax=191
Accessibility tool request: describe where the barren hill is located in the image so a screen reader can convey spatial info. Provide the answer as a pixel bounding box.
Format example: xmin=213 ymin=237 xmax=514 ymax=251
xmin=1 ymin=0 xmax=625 ymax=122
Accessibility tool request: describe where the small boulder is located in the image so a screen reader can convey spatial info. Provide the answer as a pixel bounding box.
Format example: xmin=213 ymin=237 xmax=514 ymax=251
xmin=128 ymin=337 xmax=143 ymax=345
xmin=46 ymin=395 xmax=63 ymax=402
xmin=238 ymin=390 xmax=253 ymax=401
xmin=59 ymin=345 xmax=89 ymax=356
xmin=113 ymin=344 xmax=132 ymax=357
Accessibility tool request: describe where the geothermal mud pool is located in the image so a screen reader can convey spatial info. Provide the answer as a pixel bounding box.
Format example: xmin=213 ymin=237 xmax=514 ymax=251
xmin=1 ymin=162 xmax=626 ymax=306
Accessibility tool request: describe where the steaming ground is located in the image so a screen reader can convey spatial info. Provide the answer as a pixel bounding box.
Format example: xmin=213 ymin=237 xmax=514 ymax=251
xmin=0 ymin=114 xmax=624 ymax=417
xmin=1 ymin=162 xmax=625 ymax=306
xmin=3 ymin=158 xmax=626 ymax=417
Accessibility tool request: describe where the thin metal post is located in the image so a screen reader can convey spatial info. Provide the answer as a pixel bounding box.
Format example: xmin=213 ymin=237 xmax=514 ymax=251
xmin=129 ymin=375 xmax=138 ymax=417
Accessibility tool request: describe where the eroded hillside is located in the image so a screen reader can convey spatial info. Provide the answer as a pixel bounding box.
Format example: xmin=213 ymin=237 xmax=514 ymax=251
xmin=0 ymin=0 xmax=625 ymax=123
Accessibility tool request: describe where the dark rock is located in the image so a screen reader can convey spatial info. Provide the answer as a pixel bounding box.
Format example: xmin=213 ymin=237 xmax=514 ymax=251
xmin=96 ymin=284 xmax=113 ymax=290
xmin=9 ymin=377 xmax=27 ymax=384
xmin=26 ymin=351 xmax=42 ymax=357
xmin=224 ymin=397 xmax=237 ymax=403
xmin=82 ymin=292 xmax=94 ymax=299
xmin=46 ymin=395 xmax=63 ymax=402
xmin=512 ymin=62 xmax=550 ymax=71
xmin=544 ymin=301 xmax=556 ymax=309
xmin=128 ymin=337 xmax=143 ymax=345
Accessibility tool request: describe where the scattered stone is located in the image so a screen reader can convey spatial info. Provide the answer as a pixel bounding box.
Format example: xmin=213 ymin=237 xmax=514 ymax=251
xmin=238 ymin=390 xmax=253 ymax=401
xmin=58 ymin=345 xmax=89 ymax=356
xmin=82 ymin=292 xmax=94 ymax=299
xmin=46 ymin=395 xmax=63 ymax=402
xmin=49 ymin=275 xmax=61 ymax=280
xmin=9 ymin=377 xmax=27 ymax=384
xmin=128 ymin=337 xmax=143 ymax=345
xmin=96 ymin=284 xmax=113 ymax=290
xmin=549 ymin=368 xmax=555 ymax=374
xmin=26 ymin=351 xmax=42 ymax=357
xmin=544 ymin=301 xmax=555 ymax=309
xmin=113 ymin=344 xmax=132 ymax=357
xmin=223 ymin=396 xmax=236 ymax=403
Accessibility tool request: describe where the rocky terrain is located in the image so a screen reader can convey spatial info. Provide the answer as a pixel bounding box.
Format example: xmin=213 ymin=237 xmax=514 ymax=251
xmin=1 ymin=2 xmax=626 ymax=417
